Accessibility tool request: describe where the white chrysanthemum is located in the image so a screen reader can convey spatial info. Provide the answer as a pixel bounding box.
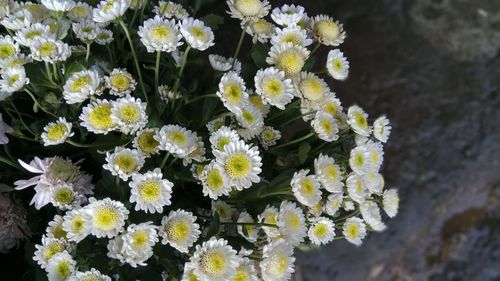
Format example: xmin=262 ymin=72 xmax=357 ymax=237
xmin=349 ymin=145 xmax=372 ymax=175
xmin=85 ymin=197 xmax=129 ymax=238
xmin=156 ymin=124 xmax=198 ymax=158
xmin=14 ymin=23 xmax=52 ymax=47
xmin=216 ymin=71 xmax=248 ymax=113
xmin=79 ymin=99 xmax=116 ymax=134
xmin=342 ymin=217 xmax=366 ymax=246
xmin=189 ymin=237 xmax=240 ymax=281
xmin=227 ymin=0 xmax=270 ymax=22
xmin=29 ymin=37 xmax=71 ymax=63
xmin=111 ymin=95 xmax=148 ymax=134
xmin=347 ymin=105 xmax=372 ymax=136
xmin=159 ymin=210 xmax=201 ymax=253
xmin=312 ymin=15 xmax=346 ymax=46
xmin=103 ymin=147 xmax=145 ymax=181
xmin=68 ymin=268 xmax=111 ymax=281
xmin=93 ymin=0 xmax=130 ymax=23
xmin=209 ymin=126 xmax=240 ymax=153
xmin=248 ymin=93 xmax=270 ymax=116
xmin=105 ymin=68 xmax=137 ymax=96
xmin=33 ymin=236 xmax=70 ymax=269
xmin=94 ymin=28 xmax=114 ymax=45
xmin=314 ymin=154 xmax=344 ymax=193
xmin=326 ymin=49 xmax=349 ymax=81
xmin=343 ymin=200 xmax=356 ymax=211
xmin=373 ymin=115 xmax=391 ymax=143
xmin=206 ymin=116 xmax=227 ymax=134
xmin=0 ymin=10 xmax=32 ymax=31
xmin=41 ymin=0 xmax=75 ymax=12
xmin=277 ymin=201 xmax=307 ymax=246
xmin=138 ymin=16 xmax=183 ymax=53
xmin=46 ymin=215 xmax=67 ymax=240
xmin=50 ymin=182 xmax=80 ymax=210
xmin=107 ymin=222 xmax=158 ymax=267
xmin=260 ymin=239 xmax=295 ymax=281
xmin=200 ymin=160 xmax=231 ymax=200
xmin=62 ymin=208 xmax=90 ymax=242
xmin=346 ymin=173 xmax=368 ymax=203
xmin=237 ymin=211 xmax=259 ymax=242
xmin=254 ymin=67 xmax=294 ymax=110
xmin=180 ymin=18 xmax=214 ymax=51
xmin=245 ymin=18 xmax=275 ymax=43
xmin=208 ymin=54 xmax=241 ymax=73
xmin=63 ymin=69 xmax=101 ymax=104
xmin=324 ymin=193 xmax=344 ymax=216
xmin=258 ymin=205 xmax=280 ymax=238
xmin=67 ymin=2 xmax=92 ymax=22
xmin=129 ymin=168 xmax=173 ymax=213
xmin=72 ymin=20 xmax=99 ymax=43
xmin=232 ymin=255 xmax=259 ymax=281
xmin=308 ymin=217 xmax=336 ymax=245
xmin=317 ymin=93 xmax=343 ymax=118
xmin=153 ymin=1 xmax=188 ymax=19
xmin=182 ymin=135 xmax=207 ymax=166
xmin=271 ymin=25 xmax=312 ymax=47
xmin=214 ymin=139 xmax=262 ymax=191
xmin=299 ymin=72 xmax=330 ymax=102
xmin=312 ymin=111 xmax=340 ymax=142
xmin=0 ymin=66 xmax=28 ymax=93
xmin=234 ymin=103 xmax=264 ymax=139
xmin=46 ymin=251 xmax=76 ymax=281
xmin=212 ymin=200 xmax=235 ymax=222
xmin=382 ymin=189 xmax=399 ymax=218
xmin=291 ymin=169 xmax=322 ymax=207
xmin=270 ymin=4 xmax=305 ymax=26
xmin=360 ymin=200 xmax=386 ymax=232
xmin=133 ymin=128 xmax=160 ymax=156
xmin=266 ymin=42 xmax=309 ymax=77
xmin=365 ymin=141 xmax=384 ymax=172
xmin=0 ymin=53 xmax=32 ymax=70
xmin=258 ymin=126 xmax=281 ymax=149
xmin=363 ymin=171 xmax=385 ymax=195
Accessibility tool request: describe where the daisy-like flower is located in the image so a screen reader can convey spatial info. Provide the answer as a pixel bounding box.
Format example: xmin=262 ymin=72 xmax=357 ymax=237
xmin=266 ymin=42 xmax=310 ymax=77
xmin=14 ymin=23 xmax=53 ymax=47
xmin=158 ymin=85 xmax=181 ymax=103
xmin=258 ymin=126 xmax=281 ymax=149
xmin=326 ymin=49 xmax=349 ymax=81
xmin=156 ymin=124 xmax=198 ymax=158
xmin=46 ymin=215 xmax=67 ymax=240
xmin=85 ymin=197 xmax=129 ymax=238
xmin=67 ymin=2 xmax=92 ymax=23
xmin=0 ymin=113 xmax=12 ymax=144
xmin=62 ymin=208 xmax=90 ymax=242
xmin=129 ymin=168 xmax=173 ymax=213
xmin=271 ymin=25 xmax=312 ymax=47
xmin=79 ymin=99 xmax=116 ymax=134
xmin=254 ymin=67 xmax=294 ymax=110
xmin=382 ymin=189 xmax=399 ymax=218
xmin=312 ymin=15 xmax=346 ymax=46
xmin=234 ymin=103 xmax=265 ymax=140
xmin=111 ymin=95 xmax=148 ymax=134
xmin=216 ymin=71 xmax=248 ymax=114
xmin=232 ymin=254 xmax=259 ymax=281
xmin=103 ymin=147 xmax=145 ymax=181
xmin=44 ymin=17 xmax=71 ymax=39
xmin=153 ymin=1 xmax=188 ymax=19
xmin=133 ymin=128 xmax=160 ymax=156
xmin=314 ymin=154 xmax=344 ymax=193
xmin=227 ymin=0 xmax=270 ymax=22
xmin=0 ymin=66 xmax=28 ymax=93
xmin=237 ymin=211 xmax=259 ymax=242
xmin=0 ymin=10 xmax=32 ymax=31
xmin=94 ymin=29 xmax=114 ymax=45
xmin=209 ymin=126 xmax=240 ymax=153
xmin=308 ymin=217 xmax=336 ymax=245
xmin=63 ymin=69 xmax=102 ymax=104
xmin=46 ymin=251 xmax=76 ymax=281
xmin=271 ymin=4 xmax=305 ymax=26
xmin=41 ymin=0 xmax=75 ymax=12
xmin=346 ymin=173 xmax=368 ymax=203
xmin=260 ymin=239 xmax=295 ymax=281
xmin=299 ymin=72 xmax=330 ymax=102
xmin=138 ymin=16 xmax=183 ymax=53
xmin=206 ymin=116 xmax=227 ymax=134
xmin=214 ymin=139 xmax=262 ymax=191
xmin=105 ymin=68 xmax=137 ymax=96
xmin=159 ymin=209 xmax=201 ymax=253
xmin=50 ymin=182 xmax=80 ymax=210
xmin=72 ymin=20 xmax=99 ymax=43
xmin=342 ymin=217 xmax=367 ymax=246
xmin=363 ymin=171 xmax=385 ymax=195
xmin=93 ymin=0 xmax=130 ymax=23
xmin=245 ymin=18 xmax=275 ymax=43
xmin=212 ymin=200 xmax=235 ymax=222
xmin=0 ymin=53 xmax=32 ymax=70
xmin=277 ymin=201 xmax=307 ymax=246
xmin=200 ymin=161 xmax=231 ymax=200
xmin=360 ymin=201 xmax=386 ymax=232
xmin=347 ymin=105 xmax=372 ymax=137
xmin=180 ymin=18 xmax=214 ymax=51
xmin=291 ymin=169 xmax=322 ymax=207
xmin=312 ymin=111 xmax=340 ymax=142
xmin=373 ymin=115 xmax=391 ymax=143
xmin=324 ymin=193 xmax=343 ymax=216
xmin=248 ymin=93 xmax=271 ymax=117
xmin=189 ymin=237 xmax=240 ymax=281
xmin=349 ymin=145 xmax=372 ymax=175
xmin=107 ymin=222 xmax=158 ymax=267
xmin=182 ymin=135 xmax=207 ymax=166
xmin=33 ymin=236 xmax=70 ymax=269
xmin=317 ymin=93 xmax=343 ymax=118
xmin=258 ymin=205 xmax=280 ymax=238
xmin=29 ymin=37 xmax=71 ymax=63
xmin=343 ymin=200 xmax=356 ymax=211
xmin=68 ymin=268 xmax=111 ymax=281
xmin=365 ymin=141 xmax=384 ymax=172
xmin=209 ymin=54 xmax=241 ymax=73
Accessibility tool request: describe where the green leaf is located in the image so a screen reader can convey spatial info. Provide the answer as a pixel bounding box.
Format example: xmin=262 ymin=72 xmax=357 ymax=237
xmin=206 ymin=211 xmax=220 ymax=238
xmin=251 ymin=43 xmax=269 ymax=68
xmin=201 ymin=14 xmax=224 ymax=30
xmin=298 ymin=142 xmax=311 ymax=164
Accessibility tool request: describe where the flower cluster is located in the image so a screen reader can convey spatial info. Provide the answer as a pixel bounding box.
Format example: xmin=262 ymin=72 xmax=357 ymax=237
xmin=0 ymin=0 xmax=399 ymax=280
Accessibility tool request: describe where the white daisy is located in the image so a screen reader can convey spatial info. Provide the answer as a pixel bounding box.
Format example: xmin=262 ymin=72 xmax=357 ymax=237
xmin=260 ymin=239 xmax=295 ymax=281
xmin=111 ymin=95 xmax=148 ymax=134
xmin=189 ymin=237 xmax=240 ymax=281
xmin=271 ymin=25 xmax=312 ymax=47
xmin=85 ymin=197 xmax=129 ymax=238
xmin=63 ymin=69 xmax=102 ymax=104
xmin=314 ymin=154 xmax=344 ymax=193
xmin=254 ymin=67 xmax=294 ymax=110
xmin=212 ymin=200 xmax=235 ymax=222
xmin=346 ymin=173 xmax=368 ymax=203
xmin=342 ymin=217 xmax=366 ymax=246
xmin=67 ymin=2 xmax=93 ymax=23
xmin=0 ymin=113 xmax=12 ymax=144
xmin=216 ymin=71 xmax=248 ymax=113
xmin=14 ymin=23 xmax=53 ymax=47
xmin=373 ymin=115 xmax=391 ymax=143
xmin=360 ymin=200 xmax=386 ymax=232
xmin=129 ymin=168 xmax=173 ymax=213
xmin=153 ymin=1 xmax=188 ymax=19
xmin=105 ymin=68 xmax=137 ymax=96
xmin=0 ymin=66 xmax=28 ymax=93
xmin=209 ymin=126 xmax=240 ymax=153
xmin=62 ymin=208 xmax=90 ymax=243
xmin=270 ymin=4 xmax=305 ymax=26
xmin=308 ymin=217 xmax=336 ymax=245
xmin=159 ymin=209 xmax=201 ymax=253
xmin=72 ymin=20 xmax=98 ymax=43
xmin=299 ymin=72 xmax=330 ymax=102
xmin=182 ymin=135 xmax=207 ymax=166
xmin=277 ymin=201 xmax=307 ymax=246
xmin=1 ymin=10 xmax=32 ymax=31
xmin=324 ymin=193 xmax=344 ymax=216
xmin=363 ymin=171 xmax=385 ymax=195
xmin=234 ymin=103 xmax=264 ymax=140
xmin=46 ymin=215 xmax=67 ymax=240
xmin=33 ymin=236 xmax=70 ymax=269
xmin=312 ymin=15 xmax=346 ymax=46
xmin=227 ymin=0 xmax=270 ymax=22
xmin=237 ymin=211 xmax=259 ymax=242
xmin=103 ymin=147 xmax=145 ymax=181
xmin=258 ymin=126 xmax=281 ymax=149
xmin=343 ymin=200 xmax=356 ymax=212
xmin=248 ymin=93 xmax=271 ymax=117
xmin=94 ymin=28 xmax=114 ymax=45
xmin=206 ymin=116 xmax=227 ymax=134
xmin=317 ymin=93 xmax=343 ymax=118
xmin=46 ymin=251 xmax=76 ymax=281
xmin=79 ymin=99 xmax=116 ymax=134
xmin=50 ymin=182 xmax=80 ymax=210
xmin=312 ymin=111 xmax=340 ymax=142
xmin=156 ymin=124 xmax=198 ymax=158
xmin=107 ymin=222 xmax=158 ymax=267
xmin=93 ymin=0 xmax=130 ymax=23
xmin=180 ymin=17 xmax=214 ymax=51
xmin=133 ymin=128 xmax=161 ymax=156
xmin=258 ymin=205 xmax=280 ymax=238
xmin=291 ymin=169 xmax=322 ymax=207
xmin=349 ymin=145 xmax=372 ymax=175
xmin=41 ymin=0 xmax=75 ymax=12
xmin=29 ymin=37 xmax=71 ymax=63
xmin=68 ymin=268 xmax=111 ymax=281
xmin=200 ymin=160 xmax=232 ymax=200
xmin=245 ymin=18 xmax=275 ymax=43
xmin=209 ymin=54 xmax=240 ymax=73
xmin=365 ymin=141 xmax=384 ymax=172
xmin=0 ymin=53 xmax=32 ymax=70
xmin=232 ymin=255 xmax=259 ymax=281
xmin=138 ymin=15 xmax=183 ymax=53
xmin=326 ymin=49 xmax=349 ymax=81
xmin=347 ymin=105 xmax=372 ymax=136
xmin=266 ymin=42 xmax=310 ymax=77
xmin=382 ymin=189 xmax=399 ymax=218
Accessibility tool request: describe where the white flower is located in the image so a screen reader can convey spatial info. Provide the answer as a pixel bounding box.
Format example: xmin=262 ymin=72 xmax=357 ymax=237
xmin=180 ymin=17 xmax=214 ymax=51
xmin=72 ymin=20 xmax=99 ymax=43
xmin=1 ymin=10 xmax=32 ymax=31
xmin=291 ymin=169 xmax=322 ymax=207
xmin=260 ymin=239 xmax=295 ymax=281
xmin=94 ymin=28 xmax=114 ymax=45
xmin=266 ymin=42 xmax=310 ymax=77
xmin=373 ymin=115 xmax=391 ymax=143
xmin=347 ymin=105 xmax=372 ymax=136
xmin=200 ymin=160 xmax=231 ymax=200
xmin=342 ymin=217 xmax=367 ymax=246
xmin=29 ymin=37 xmax=71 ymax=63
xmin=346 ymin=173 xmax=368 ymax=203
xmin=209 ymin=126 xmax=240 ymax=153
xmin=156 ymin=124 xmax=198 ymax=158
xmin=299 ymin=72 xmax=330 ymax=102
xmin=46 ymin=251 xmax=76 ymax=281
xmin=105 ymin=68 xmax=137 ymax=96
xmin=153 ymin=1 xmax=188 ymax=20
xmin=277 ymin=201 xmax=307 ymax=246
xmin=63 ymin=69 xmax=102 ymax=104
xmin=0 ymin=66 xmax=28 ymax=93
xmin=237 ymin=211 xmax=259 ymax=242
xmin=234 ymin=103 xmax=264 ymax=140
xmin=107 ymin=222 xmax=158 ymax=267
xmin=62 ymin=208 xmax=90 ymax=242
xmin=85 ymin=197 xmax=129 ymax=238
xmin=50 ymin=182 xmax=80 ymax=210
xmin=314 ymin=154 xmax=344 ymax=193
xmin=271 ymin=25 xmax=312 ymax=47
xmin=308 ymin=217 xmax=336 ymax=245
xmin=206 ymin=116 xmax=227 ymax=134
xmin=33 ymin=236 xmax=71 ymax=269
xmin=324 ymin=193 xmax=343 ymax=216
xmin=312 ymin=111 xmax=340 ymax=142
xmin=326 ymin=49 xmax=349 ymax=80
xmin=245 ymin=18 xmax=275 ymax=43
xmin=68 ymin=268 xmax=111 ymax=281
xmin=382 ymin=189 xmax=399 ymax=218
xmin=214 ymin=139 xmax=262 ymax=191
xmin=111 ymin=95 xmax=148 ymax=134
xmin=159 ymin=209 xmax=201 ymax=253
xmin=233 ymin=255 xmax=259 ymax=281
xmin=254 ymin=67 xmax=294 ymax=110
xmin=0 ymin=53 xmax=32 ymax=70
xmin=0 ymin=113 xmax=12 ymax=144
xmin=248 ymin=93 xmax=271 ymax=117
xmin=258 ymin=205 xmax=280 ymax=238
xmin=67 ymin=2 xmax=93 ymax=23
xmin=227 ymin=0 xmax=270 ymax=22
xmin=79 ymin=99 xmax=117 ymax=134
xmin=189 ymin=237 xmax=240 ymax=281
xmin=365 ymin=141 xmax=384 ymax=172
xmin=138 ymin=16 xmax=183 ymax=53
xmin=14 ymin=23 xmax=53 ymax=47
xmin=182 ymin=134 xmax=207 ymax=166
xmin=133 ymin=128 xmax=161 ymax=156
xmin=216 ymin=71 xmax=248 ymax=114
xmin=212 ymin=200 xmax=235 ymax=222
xmin=316 ymin=93 xmax=343 ymax=118
xmin=349 ymin=145 xmax=372 ymax=175
xmin=312 ymin=15 xmax=346 ymax=46
xmin=129 ymin=168 xmax=173 ymax=213
xmin=209 ymin=54 xmax=240 ymax=73
xmin=271 ymin=4 xmax=305 ymax=26
xmin=41 ymin=0 xmax=76 ymax=12
xmin=258 ymin=126 xmax=281 ymax=149
xmin=103 ymin=147 xmax=145 ymax=181
xmin=360 ymin=201 xmax=386 ymax=232
xmin=93 ymin=0 xmax=130 ymax=23
xmin=363 ymin=171 xmax=385 ymax=195
xmin=45 ymin=215 xmax=66 ymax=240
xmin=158 ymin=85 xmax=181 ymax=103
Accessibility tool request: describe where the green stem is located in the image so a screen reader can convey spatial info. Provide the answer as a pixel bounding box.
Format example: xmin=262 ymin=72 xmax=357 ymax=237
xmin=52 ymin=62 xmax=60 ymax=83
xmin=44 ymin=62 xmax=53 ymax=81
xmin=10 ymin=103 xmax=36 ymax=136
xmin=269 ymin=132 xmax=315 ymax=151
xmin=231 ymin=27 xmax=246 ymax=67
xmin=185 ymin=93 xmax=218 ymax=105
xmin=85 ymin=43 xmax=91 ymax=64
xmin=172 ymin=46 xmax=191 ymax=93
xmin=160 ymin=152 xmax=170 ymax=170
xmin=333 ymin=209 xmax=360 ymax=223
xmin=155 ymin=51 xmax=161 ymax=97
xmin=310 ymin=42 xmax=321 ymax=55
xmin=280 ymin=110 xmax=317 ymax=127
xmin=67 ymin=140 xmax=99 ymax=148
xmin=24 ymin=89 xmax=57 ymax=117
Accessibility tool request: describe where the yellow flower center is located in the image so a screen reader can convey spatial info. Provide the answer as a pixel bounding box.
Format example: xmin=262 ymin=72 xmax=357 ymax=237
xmin=233 ymin=269 xmax=249 ymax=281
xmin=323 ymin=102 xmax=338 ymax=116
xmin=262 ymin=129 xmax=275 ymax=141
xmin=47 ymin=123 xmax=68 ymax=141
xmin=241 ymin=110 xmax=255 ymax=124
xmin=131 ymin=230 xmax=149 ymax=249
xmin=316 ymin=20 xmax=339 ymax=42
xmin=26 ymin=30 xmax=42 ymax=39
xmin=320 ymin=118 xmax=333 ymax=135
xmin=139 ymin=180 xmax=161 ymax=202
xmin=188 ymin=271 xmax=199 ymax=281
xmin=224 ymin=83 xmax=242 ymax=104
xmin=0 ymin=44 xmax=15 ymax=59
xmin=110 ymin=74 xmax=130 ymax=91
xmin=43 ymin=243 xmax=64 ymax=261
xmin=313 ymin=223 xmax=328 ymax=238
xmin=249 ymin=95 xmax=265 ymax=109
xmin=52 ymin=225 xmax=66 ymax=239
xmin=353 ymin=153 xmax=365 ymax=168
xmin=263 ymin=79 xmax=283 ymax=96
xmin=251 ymin=19 xmax=272 ymax=34
xmin=88 ymin=104 xmax=114 ymax=130
xmin=216 ymin=137 xmax=231 ymax=151
xmin=285 ymin=212 xmax=300 ymax=230
xmin=150 ymin=25 xmax=172 ymax=42
xmin=71 ymin=215 xmax=86 ymax=233
xmin=190 ymin=26 xmax=208 ymax=42
xmin=277 ymin=51 xmax=305 ymax=77
xmin=167 ymin=220 xmax=190 ymax=243
xmin=118 ymin=104 xmax=140 ymax=123
xmin=324 ymin=165 xmax=338 ymax=181
xmin=70 ymin=75 xmax=91 ymax=92
xmin=332 ymin=59 xmax=343 ymax=72
xmin=70 ymin=6 xmax=88 ymax=18
xmin=200 ymin=250 xmax=227 ymax=277
xmin=206 ymin=169 xmax=224 ymax=190
xmin=346 ymin=223 xmax=359 ymax=239
xmin=7 ymin=74 xmax=19 ymax=86
xmin=275 ymin=254 xmax=289 ymax=275
xmin=354 ymin=112 xmax=367 ymax=129
xmin=137 ymin=131 xmax=159 ymax=154
xmin=54 ymin=187 xmax=74 ymax=205
xmin=102 ymin=0 xmax=115 ymax=12
xmin=97 ymin=32 xmax=111 ymax=40
xmin=234 ymin=0 xmax=263 ymax=16
xmin=264 ymin=213 xmax=276 ymax=224
xmin=169 ymin=131 xmax=187 ymax=145
xmin=370 ymin=151 xmax=380 ymax=164
xmin=281 ymin=33 xmax=300 ymax=45
xmin=224 ymin=153 xmax=251 ymax=178
xmin=299 ymin=178 xmax=315 ymax=197
xmin=39 ymin=42 xmax=56 ymax=57
xmin=115 ymin=154 xmax=137 ymax=173
xmin=94 ymin=208 xmax=118 ymax=230
xmin=300 ymin=77 xmax=324 ymax=101
xmin=55 ymin=260 xmax=72 ymax=279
